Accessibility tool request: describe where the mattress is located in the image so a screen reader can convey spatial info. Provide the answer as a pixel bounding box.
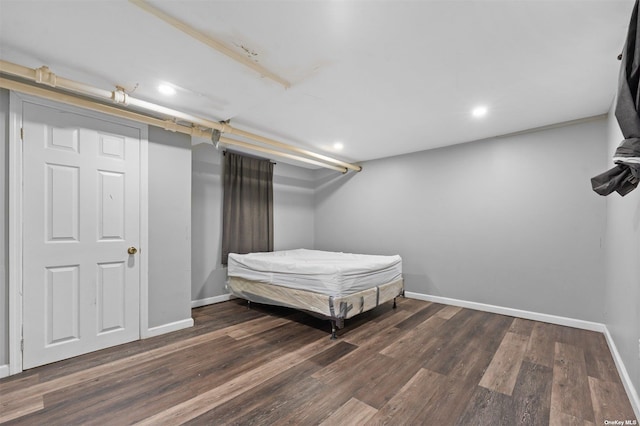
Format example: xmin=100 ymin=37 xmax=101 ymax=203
xmin=227 ymin=249 xmax=402 ymax=297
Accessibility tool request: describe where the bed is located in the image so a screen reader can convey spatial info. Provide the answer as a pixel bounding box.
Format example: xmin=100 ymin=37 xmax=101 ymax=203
xmin=226 ymin=249 xmax=404 ymax=339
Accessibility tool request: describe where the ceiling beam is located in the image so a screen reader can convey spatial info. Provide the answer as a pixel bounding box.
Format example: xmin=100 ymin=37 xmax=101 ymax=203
xmin=129 ymin=0 xmax=291 ymax=89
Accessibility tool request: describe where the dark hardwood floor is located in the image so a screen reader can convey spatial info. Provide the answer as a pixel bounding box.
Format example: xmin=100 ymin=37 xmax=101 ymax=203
xmin=0 ymin=298 xmax=637 ymax=425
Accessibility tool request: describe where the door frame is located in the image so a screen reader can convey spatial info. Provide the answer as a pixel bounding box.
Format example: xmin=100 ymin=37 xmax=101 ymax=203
xmin=8 ymin=92 xmax=149 ymax=374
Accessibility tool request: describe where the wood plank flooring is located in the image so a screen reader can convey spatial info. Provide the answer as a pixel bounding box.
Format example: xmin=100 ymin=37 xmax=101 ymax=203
xmin=0 ymin=298 xmax=637 ymax=425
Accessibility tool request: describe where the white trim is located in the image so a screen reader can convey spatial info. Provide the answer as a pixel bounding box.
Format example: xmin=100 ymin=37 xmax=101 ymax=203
xmin=404 ymin=291 xmax=606 ymax=332
xmin=139 ymin=126 xmax=150 ymax=339
xmin=7 ymin=92 xmax=149 ymax=375
xmin=0 ymin=364 xmax=9 ymax=379
xmin=191 ymin=293 xmax=235 ymax=308
xmin=603 ymin=328 xmax=640 ymax=419
xmin=144 ymin=318 xmax=194 ymax=338
xmin=8 ymin=91 xmax=24 ymax=375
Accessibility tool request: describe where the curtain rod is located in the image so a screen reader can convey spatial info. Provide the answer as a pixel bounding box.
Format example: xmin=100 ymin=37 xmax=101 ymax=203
xmin=0 ymin=60 xmax=361 ymax=173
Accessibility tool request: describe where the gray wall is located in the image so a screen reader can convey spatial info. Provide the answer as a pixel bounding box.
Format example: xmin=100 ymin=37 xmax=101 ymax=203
xmin=191 ymin=144 xmax=315 ymax=303
xmin=192 ymin=145 xmax=225 ymax=300
xmin=603 ymin=107 xmax=640 ymax=395
xmin=314 ymin=118 xmax=608 ymax=322
xmin=0 ymin=89 xmax=8 ymax=366
xmin=273 ymin=162 xmax=316 ymax=250
xmin=148 ymin=127 xmax=192 ymax=329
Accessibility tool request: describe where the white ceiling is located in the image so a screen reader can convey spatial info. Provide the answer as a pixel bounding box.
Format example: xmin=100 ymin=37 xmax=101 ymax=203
xmin=0 ymin=0 xmax=634 ymax=166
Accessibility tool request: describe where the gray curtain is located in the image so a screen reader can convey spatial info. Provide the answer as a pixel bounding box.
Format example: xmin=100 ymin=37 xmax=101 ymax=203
xmin=221 ymin=151 xmax=274 ymax=264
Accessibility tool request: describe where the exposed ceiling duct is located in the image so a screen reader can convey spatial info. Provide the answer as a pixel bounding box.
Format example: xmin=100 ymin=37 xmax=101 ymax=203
xmin=0 ymin=60 xmax=360 ymax=173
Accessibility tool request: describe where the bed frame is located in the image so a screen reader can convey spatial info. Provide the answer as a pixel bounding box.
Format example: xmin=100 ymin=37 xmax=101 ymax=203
xmin=227 ymin=276 xmax=404 ymax=339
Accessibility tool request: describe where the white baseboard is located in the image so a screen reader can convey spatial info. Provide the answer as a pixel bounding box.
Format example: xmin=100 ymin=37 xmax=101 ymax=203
xmin=404 ymin=291 xmax=606 ymax=332
xmin=143 ymin=318 xmax=194 ymax=339
xmin=191 ymin=293 xmax=235 ymax=308
xmin=405 ymin=291 xmax=639 ymax=418
xmin=0 ymin=364 xmax=9 ymax=379
xmin=604 ymin=328 xmax=640 ymax=419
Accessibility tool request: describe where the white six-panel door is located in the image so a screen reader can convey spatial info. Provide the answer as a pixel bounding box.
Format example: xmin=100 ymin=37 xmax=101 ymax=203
xmin=22 ymin=101 xmax=141 ymax=369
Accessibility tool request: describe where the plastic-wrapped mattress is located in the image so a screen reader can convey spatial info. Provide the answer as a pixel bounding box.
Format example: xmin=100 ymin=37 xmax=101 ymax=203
xmin=226 ymin=249 xmax=404 ymax=323
xmin=227 ymin=249 xmax=402 ymax=297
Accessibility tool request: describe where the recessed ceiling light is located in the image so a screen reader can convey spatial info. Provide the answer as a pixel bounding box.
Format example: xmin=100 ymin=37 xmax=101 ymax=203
xmin=472 ymin=105 xmax=488 ymax=118
xmin=333 ymin=141 xmax=344 ymax=150
xmin=158 ymin=84 xmax=176 ymax=96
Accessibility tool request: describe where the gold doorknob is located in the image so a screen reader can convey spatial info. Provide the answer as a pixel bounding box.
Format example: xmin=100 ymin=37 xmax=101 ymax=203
xmin=127 ymin=247 xmax=138 ymax=255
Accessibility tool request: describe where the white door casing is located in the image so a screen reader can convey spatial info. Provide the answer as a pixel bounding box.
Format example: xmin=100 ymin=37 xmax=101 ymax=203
xmin=19 ymin=98 xmax=145 ymax=369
